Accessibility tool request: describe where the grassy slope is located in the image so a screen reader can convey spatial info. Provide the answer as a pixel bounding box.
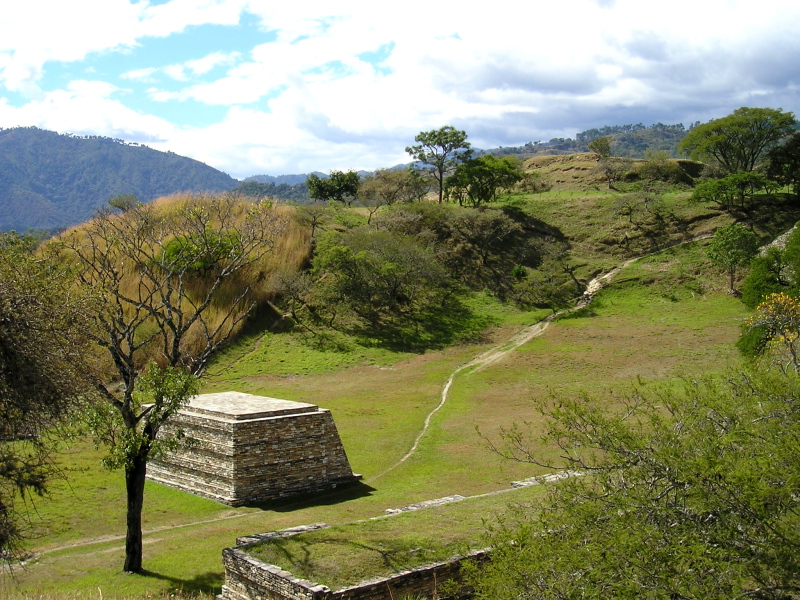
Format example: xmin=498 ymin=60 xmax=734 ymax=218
xmin=6 ymin=163 xmax=798 ymax=599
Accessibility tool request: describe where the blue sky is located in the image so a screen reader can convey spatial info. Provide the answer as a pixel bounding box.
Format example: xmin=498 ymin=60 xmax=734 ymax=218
xmin=1 ymin=0 xmax=799 ymax=179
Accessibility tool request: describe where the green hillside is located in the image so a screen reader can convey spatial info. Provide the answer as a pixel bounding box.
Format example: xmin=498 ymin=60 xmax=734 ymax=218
xmin=5 ymin=144 xmax=800 ymax=598
xmin=0 ymin=127 xmax=238 ymax=232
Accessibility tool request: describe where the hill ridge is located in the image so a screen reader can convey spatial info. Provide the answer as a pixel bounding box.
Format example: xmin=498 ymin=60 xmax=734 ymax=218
xmin=0 ymin=127 xmax=238 ymax=231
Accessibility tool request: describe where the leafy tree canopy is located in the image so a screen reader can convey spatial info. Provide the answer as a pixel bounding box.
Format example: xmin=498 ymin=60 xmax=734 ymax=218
xmin=690 ymin=171 xmax=773 ymax=211
xmin=706 ymin=223 xmax=759 ymax=293
xmin=679 ymin=107 xmax=796 ymax=174
xmin=471 ymin=370 xmax=800 ymax=600
xmin=406 ymin=126 xmax=472 ymax=204
xmin=587 ymin=136 xmax=611 ymax=159
xmin=444 ymin=155 xmax=522 ymax=207
xmin=0 ymin=233 xmax=93 ymax=561
xmin=766 ymin=131 xmax=800 ymax=195
xmin=358 ymin=168 xmax=430 ymax=207
xmin=307 ymin=170 xmax=360 ymax=205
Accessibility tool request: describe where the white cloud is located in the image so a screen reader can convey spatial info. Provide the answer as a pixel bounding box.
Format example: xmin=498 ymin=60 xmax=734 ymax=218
xmin=121 ymin=67 xmax=159 ymax=83
xmin=1 ymin=0 xmax=799 ymax=178
xmin=0 ymin=79 xmax=176 ymax=143
xmin=185 ymin=51 xmax=241 ymax=76
xmin=0 ymin=0 xmax=249 ymax=95
xmin=135 ymin=0 xmax=247 ymax=38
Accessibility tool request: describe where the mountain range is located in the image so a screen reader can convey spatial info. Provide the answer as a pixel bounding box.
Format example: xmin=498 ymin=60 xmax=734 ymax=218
xmin=0 ymin=127 xmax=238 ymax=232
xmin=0 ymin=123 xmax=690 ymax=232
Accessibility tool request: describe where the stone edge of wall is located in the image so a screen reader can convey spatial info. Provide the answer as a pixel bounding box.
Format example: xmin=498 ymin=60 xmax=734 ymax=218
xmin=219 ymin=523 xmax=488 ymax=600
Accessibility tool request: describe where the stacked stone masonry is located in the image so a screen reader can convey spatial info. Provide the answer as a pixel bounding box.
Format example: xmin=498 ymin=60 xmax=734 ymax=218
xmin=147 ymin=392 xmax=359 ymax=506
xmin=218 ymin=524 xmax=486 ymax=600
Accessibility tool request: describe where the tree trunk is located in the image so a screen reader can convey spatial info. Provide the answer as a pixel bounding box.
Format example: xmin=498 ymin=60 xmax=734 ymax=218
xmin=124 ymin=454 xmax=148 ymax=573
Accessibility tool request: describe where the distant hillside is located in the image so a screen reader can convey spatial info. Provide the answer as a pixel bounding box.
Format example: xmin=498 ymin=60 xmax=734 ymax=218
xmin=0 ymin=127 xmax=238 ymax=231
xmin=485 ymin=122 xmax=689 ymax=160
xmin=245 ymin=170 xmax=373 ymax=185
xmin=242 ymin=170 xmax=373 ymax=203
xmin=232 ymin=180 xmax=310 ymax=202
xmin=245 ymin=172 xmax=324 ymax=185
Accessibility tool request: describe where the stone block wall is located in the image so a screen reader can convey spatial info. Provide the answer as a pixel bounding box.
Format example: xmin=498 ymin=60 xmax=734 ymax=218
xmin=147 ymin=392 xmax=359 ymax=506
xmin=219 ymin=524 xmax=486 ymax=600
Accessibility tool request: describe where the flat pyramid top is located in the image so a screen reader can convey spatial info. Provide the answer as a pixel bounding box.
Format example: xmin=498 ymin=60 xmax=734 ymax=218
xmin=184 ymin=391 xmax=318 ymax=421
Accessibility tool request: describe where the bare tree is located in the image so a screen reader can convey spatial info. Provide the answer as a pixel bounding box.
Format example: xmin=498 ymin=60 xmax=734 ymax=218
xmin=60 ymin=195 xmax=285 ymax=573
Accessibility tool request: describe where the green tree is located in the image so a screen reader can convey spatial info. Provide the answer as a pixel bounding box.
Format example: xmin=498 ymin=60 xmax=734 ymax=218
xmin=587 ymin=135 xmax=611 ymax=159
xmin=406 ymin=126 xmax=472 ymax=204
xmin=357 ymin=169 xmax=430 ymax=222
xmin=690 ymin=177 xmax=734 ymax=210
xmin=726 ymin=171 xmax=772 ymax=206
xmin=444 ymin=155 xmax=522 ymax=207
xmin=679 ymin=107 xmax=796 ymax=174
xmin=59 ymin=196 xmax=285 ymax=573
xmin=312 ymin=228 xmax=450 ymax=329
xmin=0 ymin=233 xmax=92 ymax=561
xmin=707 ymin=223 xmax=759 ymax=293
xmin=306 ymin=170 xmax=360 ymax=206
xmin=690 ymin=171 xmax=772 ymax=211
xmin=441 ymin=208 xmax=524 ymax=290
xmin=766 ymin=131 xmax=800 ymax=195
xmin=741 ymin=247 xmax=791 ymax=309
xmin=472 ymin=370 xmax=800 ymax=600
xmin=510 ymin=260 xmax=574 ymax=313
xmin=295 ymin=203 xmax=333 ymax=242
xmin=108 ymin=194 xmax=139 ymax=212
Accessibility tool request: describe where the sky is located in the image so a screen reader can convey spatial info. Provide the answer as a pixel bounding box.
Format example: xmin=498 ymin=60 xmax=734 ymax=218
xmin=1 ymin=0 xmax=798 ymax=180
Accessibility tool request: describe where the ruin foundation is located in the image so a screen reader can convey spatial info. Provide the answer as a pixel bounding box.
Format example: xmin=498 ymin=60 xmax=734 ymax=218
xmin=147 ymin=391 xmax=359 ymax=506
xmin=219 ymin=524 xmax=487 ymax=600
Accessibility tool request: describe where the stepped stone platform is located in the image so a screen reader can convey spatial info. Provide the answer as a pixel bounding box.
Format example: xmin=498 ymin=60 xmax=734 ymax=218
xmin=147 ymin=391 xmax=359 ymax=506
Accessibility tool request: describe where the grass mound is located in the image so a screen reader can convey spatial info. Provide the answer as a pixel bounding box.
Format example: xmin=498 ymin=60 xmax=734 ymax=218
xmin=249 ymin=490 xmax=542 ymax=590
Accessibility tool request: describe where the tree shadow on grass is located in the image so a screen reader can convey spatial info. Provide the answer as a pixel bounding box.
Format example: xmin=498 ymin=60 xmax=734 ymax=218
xmin=500 ymin=204 xmax=569 ymax=242
xmin=138 ymin=483 xmax=377 ymax=594
xmin=139 ymin=568 xmax=224 ymax=595
xmin=745 ymin=192 xmax=800 ymax=239
xmin=351 ymin=298 xmax=494 ymax=353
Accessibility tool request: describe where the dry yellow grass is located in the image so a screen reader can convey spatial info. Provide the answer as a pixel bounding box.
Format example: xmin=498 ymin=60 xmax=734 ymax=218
xmin=524 ymin=153 xmax=609 ymax=190
xmin=54 ymin=193 xmax=312 ymax=370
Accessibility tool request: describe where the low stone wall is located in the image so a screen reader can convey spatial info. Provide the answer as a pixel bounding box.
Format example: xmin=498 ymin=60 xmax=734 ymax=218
xmin=147 ymin=392 xmax=359 ymax=506
xmin=219 ymin=524 xmax=486 ymax=600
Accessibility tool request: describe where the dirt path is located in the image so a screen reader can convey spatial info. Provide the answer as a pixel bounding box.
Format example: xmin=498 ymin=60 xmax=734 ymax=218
xmin=369 ymin=231 xmax=725 ymax=481
xmin=367 ymin=257 xmax=639 ymax=483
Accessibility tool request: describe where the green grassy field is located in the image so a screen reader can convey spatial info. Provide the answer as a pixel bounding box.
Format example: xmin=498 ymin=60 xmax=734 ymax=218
xmin=5 ymin=236 xmax=753 ymax=599
xmin=247 ymin=486 xmax=549 ymax=591
xmin=7 ymin=176 xmax=798 ymax=599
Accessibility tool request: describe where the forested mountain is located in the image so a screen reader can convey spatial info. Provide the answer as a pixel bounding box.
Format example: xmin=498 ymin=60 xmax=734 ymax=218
xmin=240 ymin=170 xmax=372 ymax=203
xmin=0 ymin=127 xmax=238 ymax=231
xmin=245 ymin=172 xmax=324 ymax=185
xmin=485 ymin=122 xmax=689 ymax=159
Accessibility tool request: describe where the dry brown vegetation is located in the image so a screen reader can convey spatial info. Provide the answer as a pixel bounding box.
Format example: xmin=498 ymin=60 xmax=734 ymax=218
xmin=55 ymin=193 xmax=311 ymax=371
xmin=524 ymin=153 xmax=607 ymax=190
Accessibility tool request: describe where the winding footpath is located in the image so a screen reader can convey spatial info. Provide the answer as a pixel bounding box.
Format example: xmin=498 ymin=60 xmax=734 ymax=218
xmin=367 ymin=256 xmax=640 ymax=483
